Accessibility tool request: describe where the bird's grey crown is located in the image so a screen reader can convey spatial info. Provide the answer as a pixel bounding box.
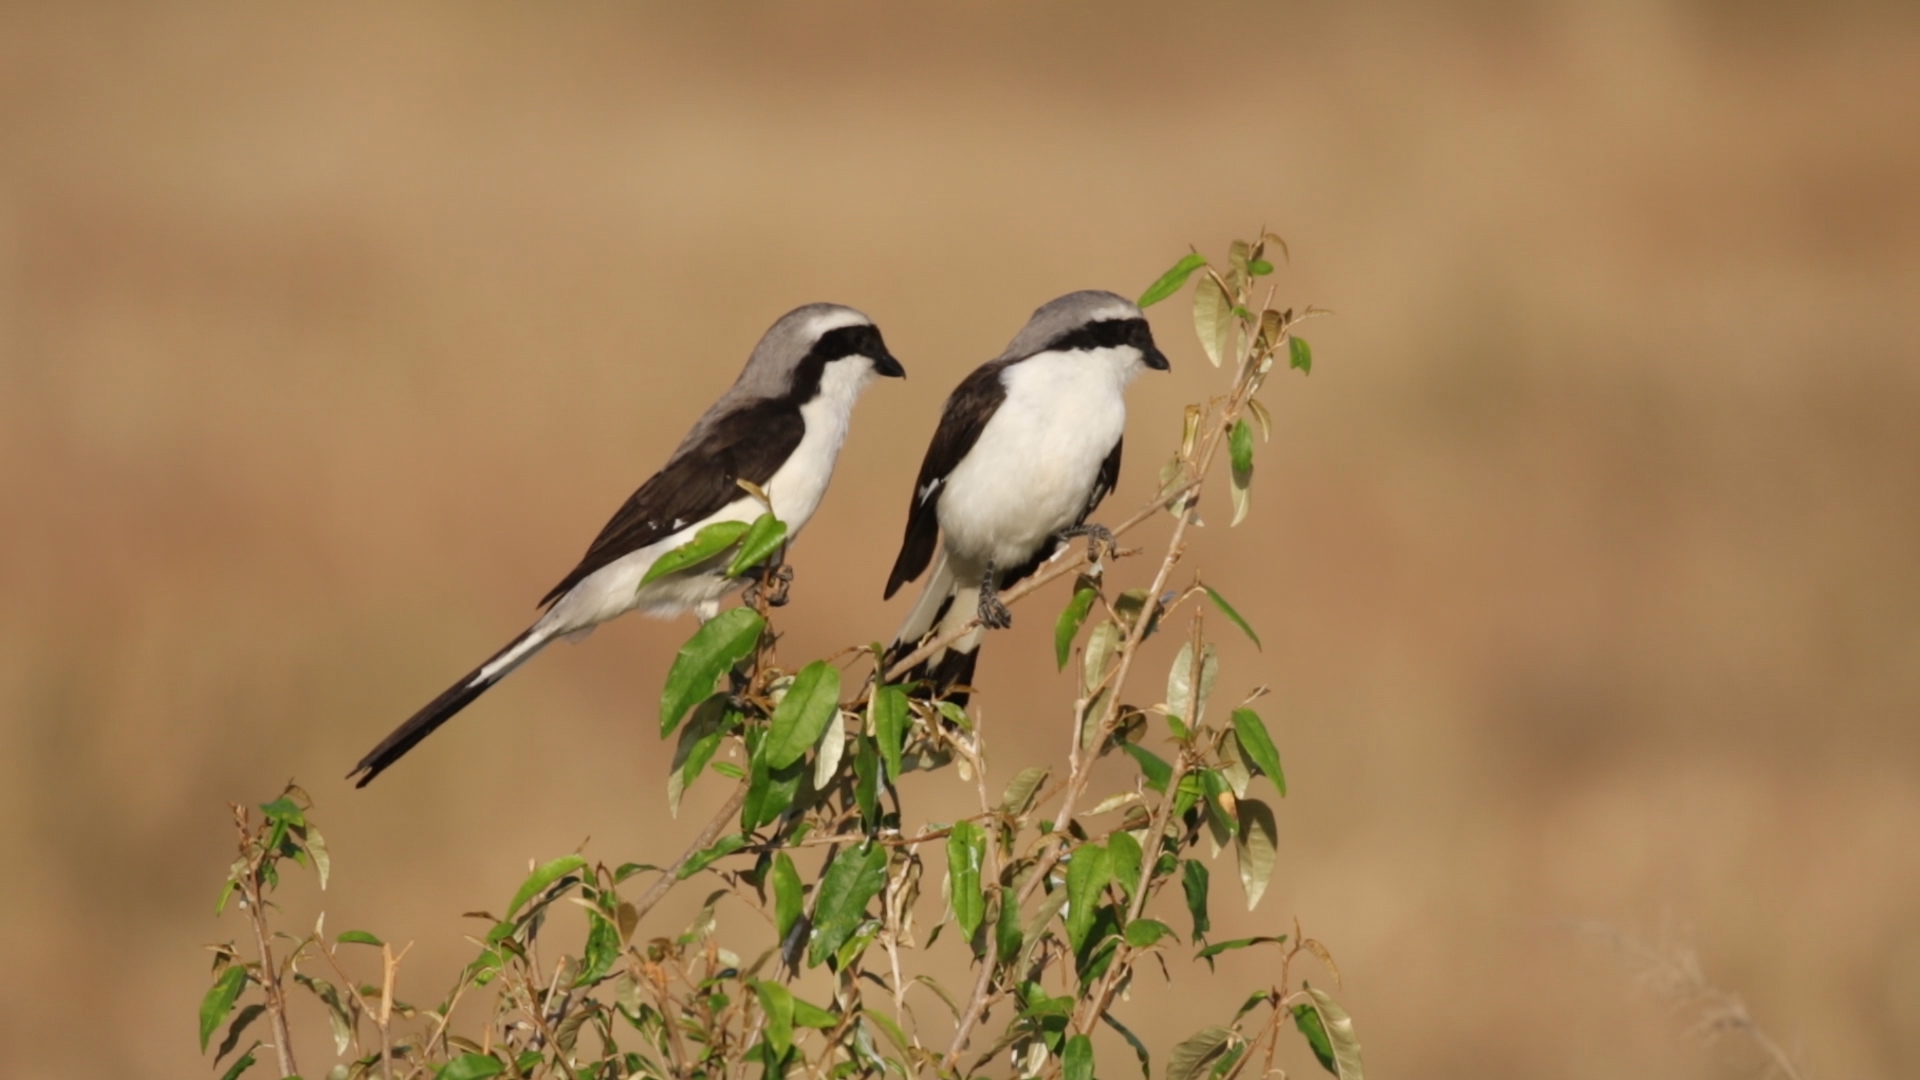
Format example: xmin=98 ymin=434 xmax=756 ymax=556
xmin=667 ymin=303 xmax=870 ymax=464
xmin=999 ymin=290 xmax=1143 ymax=361
xmin=730 ymin=302 xmax=874 ymax=400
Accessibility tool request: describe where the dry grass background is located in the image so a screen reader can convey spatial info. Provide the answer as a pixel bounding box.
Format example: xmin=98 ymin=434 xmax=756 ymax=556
xmin=2 ymin=2 xmax=1917 ymax=1077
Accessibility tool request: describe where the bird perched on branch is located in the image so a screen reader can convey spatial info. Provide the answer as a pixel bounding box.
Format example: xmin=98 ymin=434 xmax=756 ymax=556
xmin=351 ymin=304 xmax=904 ymax=786
xmin=884 ymin=290 xmax=1169 ymax=702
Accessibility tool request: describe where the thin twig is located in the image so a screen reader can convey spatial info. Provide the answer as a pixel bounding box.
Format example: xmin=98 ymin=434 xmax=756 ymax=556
xmin=1075 ymin=749 xmax=1192 ymax=1032
xmin=1572 ymin=920 xmax=1809 ymax=1080
xmin=630 ymin=782 xmax=750 ymax=926
xmin=233 ymin=806 xmax=301 ymax=1079
xmin=941 ymin=734 xmax=1005 ymax=1068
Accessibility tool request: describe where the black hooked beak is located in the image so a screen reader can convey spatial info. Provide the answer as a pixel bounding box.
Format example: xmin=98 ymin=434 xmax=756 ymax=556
xmin=873 ymin=349 xmax=907 ymax=379
xmin=1143 ymin=343 xmax=1171 ymax=371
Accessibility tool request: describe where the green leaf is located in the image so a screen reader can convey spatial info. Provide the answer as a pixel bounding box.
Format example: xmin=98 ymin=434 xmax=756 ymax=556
xmin=742 ymin=753 xmax=806 ymax=832
xmin=1181 ymin=859 xmax=1211 ymax=940
xmin=506 ymin=855 xmax=587 ymax=919
xmin=995 ymin=885 xmax=1024 ymax=961
xmin=1166 ymin=1026 xmax=1234 ymax=1080
xmin=667 ymin=695 xmax=731 ymax=816
xmin=792 ymin=995 xmax=839 ymax=1029
xmin=947 ymin=820 xmax=987 ymax=942
xmin=772 ymin=852 xmax=803 ymax=942
xmin=1231 ymin=708 xmax=1285 ymax=796
xmin=214 ymin=1003 xmax=264 ymax=1064
xmin=1229 ymin=418 xmax=1255 ymax=526
xmin=1064 ymin=1034 xmax=1095 ymax=1080
xmin=1124 ymin=918 xmax=1174 ymax=948
xmin=1065 ymin=842 xmax=1111 ymax=952
xmin=1196 ymin=935 xmax=1288 ymax=966
xmin=1289 ymin=335 xmax=1313 ymax=375
xmin=725 ymin=512 xmax=788 ymax=577
xmin=1122 ymin=743 xmax=1171 ymax=793
xmin=1219 ymin=729 xmax=1252 ymax=798
xmin=870 ymin=683 xmax=908 ymax=783
xmin=305 ymin=826 xmax=330 ymax=890
xmin=812 ymin=707 xmax=847 ymax=789
xmin=853 ymin=734 xmax=881 ymax=826
xmin=259 ymin=795 xmax=305 ymax=825
xmin=1102 ymin=1012 xmax=1152 ymax=1079
xmin=438 ymin=1053 xmax=506 ymax=1080
xmin=763 ymin=661 xmax=842 ymax=770
xmin=1083 ymin=620 xmax=1122 ymax=697
xmin=1200 ymin=768 xmax=1238 ymax=838
xmin=753 ymin=981 xmax=796 ymax=1057
xmin=1293 ymin=1003 xmax=1335 ymax=1075
xmin=1023 ymin=884 xmax=1072 ymax=960
xmin=1249 ymin=258 xmax=1275 ymax=276
xmin=1054 ymin=586 xmax=1098 ymax=669
xmin=916 ymin=974 xmax=965 ymax=1020
xmin=577 ymin=911 xmax=621 ymax=986
xmin=1165 ymin=641 xmax=1219 ymax=727
xmin=1107 ymin=829 xmax=1142 ymax=900
xmin=865 ymin=1008 xmax=910 ymax=1052
xmin=641 ymin=519 xmax=750 ymax=587
xmin=1235 ymin=798 xmax=1278 ymax=908
xmin=659 ymin=608 xmax=764 ymax=737
xmin=1138 ymin=252 xmax=1208 ymax=308
xmin=336 ymin=930 xmax=383 ymax=947
xmin=216 ymin=1043 xmax=258 ymax=1080
xmin=1001 ymin=765 xmax=1049 ymax=817
xmin=294 ymin=972 xmax=353 ymax=1056
xmin=1193 ymin=272 xmax=1232 ymax=367
xmin=808 ymin=842 xmax=889 ymax=967
xmin=834 ymin=920 xmax=883 ymax=973
xmin=1203 ymin=586 xmax=1260 ymax=649
xmin=1173 ymin=771 xmax=1205 ymax=818
xmin=677 ymin=833 xmax=746 ymax=879
xmin=199 ymin=965 xmax=248 ymax=1051
xmin=1303 ymin=987 xmax=1363 ymax=1078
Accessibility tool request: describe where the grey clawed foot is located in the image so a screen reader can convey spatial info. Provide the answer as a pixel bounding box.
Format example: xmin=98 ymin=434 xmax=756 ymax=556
xmin=744 ymin=563 xmax=794 ymax=608
xmin=1064 ymin=522 xmax=1116 ymax=563
xmin=977 ymin=563 xmax=1013 ymax=630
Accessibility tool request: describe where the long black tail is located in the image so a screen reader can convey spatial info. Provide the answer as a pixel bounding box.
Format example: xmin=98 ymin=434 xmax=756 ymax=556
xmin=886 ymin=589 xmax=983 ymax=707
xmin=350 ymin=629 xmax=543 ymax=787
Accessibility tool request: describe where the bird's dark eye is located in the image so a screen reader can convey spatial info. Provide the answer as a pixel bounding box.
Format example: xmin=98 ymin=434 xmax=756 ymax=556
xmin=813 ymin=324 xmax=884 ymax=363
xmin=1051 ymin=317 xmax=1151 ymax=353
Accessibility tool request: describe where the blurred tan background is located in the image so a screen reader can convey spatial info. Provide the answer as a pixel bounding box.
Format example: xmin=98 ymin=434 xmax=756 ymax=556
xmin=3 ymin=2 xmax=1917 ymax=1077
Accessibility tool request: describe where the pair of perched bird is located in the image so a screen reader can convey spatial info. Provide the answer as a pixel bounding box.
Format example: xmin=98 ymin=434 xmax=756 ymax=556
xmin=350 ymin=290 xmax=1170 ymax=786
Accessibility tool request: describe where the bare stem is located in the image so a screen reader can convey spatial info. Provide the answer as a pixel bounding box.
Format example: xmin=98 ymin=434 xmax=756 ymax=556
xmin=941 ymin=735 xmax=1005 ymax=1069
xmin=1074 ymin=750 xmax=1192 ymax=1032
xmin=233 ymin=807 xmax=301 ymax=1079
xmin=630 ymin=782 xmax=750 ymax=926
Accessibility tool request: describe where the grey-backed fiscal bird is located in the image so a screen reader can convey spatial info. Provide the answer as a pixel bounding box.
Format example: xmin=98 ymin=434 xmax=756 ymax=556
xmin=883 ymin=290 xmax=1169 ymax=700
xmin=351 ymin=304 xmax=904 ymax=786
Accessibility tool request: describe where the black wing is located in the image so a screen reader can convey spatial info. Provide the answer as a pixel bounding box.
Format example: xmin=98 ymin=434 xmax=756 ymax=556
xmin=539 ymin=401 xmax=806 ymax=608
xmin=883 ymin=359 xmax=1013 ymax=599
xmin=1084 ymin=436 xmax=1122 ymax=525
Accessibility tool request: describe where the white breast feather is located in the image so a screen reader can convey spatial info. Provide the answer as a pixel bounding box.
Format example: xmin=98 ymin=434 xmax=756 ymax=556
xmin=937 ymin=348 xmax=1131 ymax=573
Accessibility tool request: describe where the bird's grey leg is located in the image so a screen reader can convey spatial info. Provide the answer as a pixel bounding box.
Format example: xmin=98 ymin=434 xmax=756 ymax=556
xmin=1061 ymin=522 xmax=1116 ymax=563
xmin=742 ymin=562 xmax=794 ymax=608
xmin=977 ymin=562 xmax=1013 ymax=630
